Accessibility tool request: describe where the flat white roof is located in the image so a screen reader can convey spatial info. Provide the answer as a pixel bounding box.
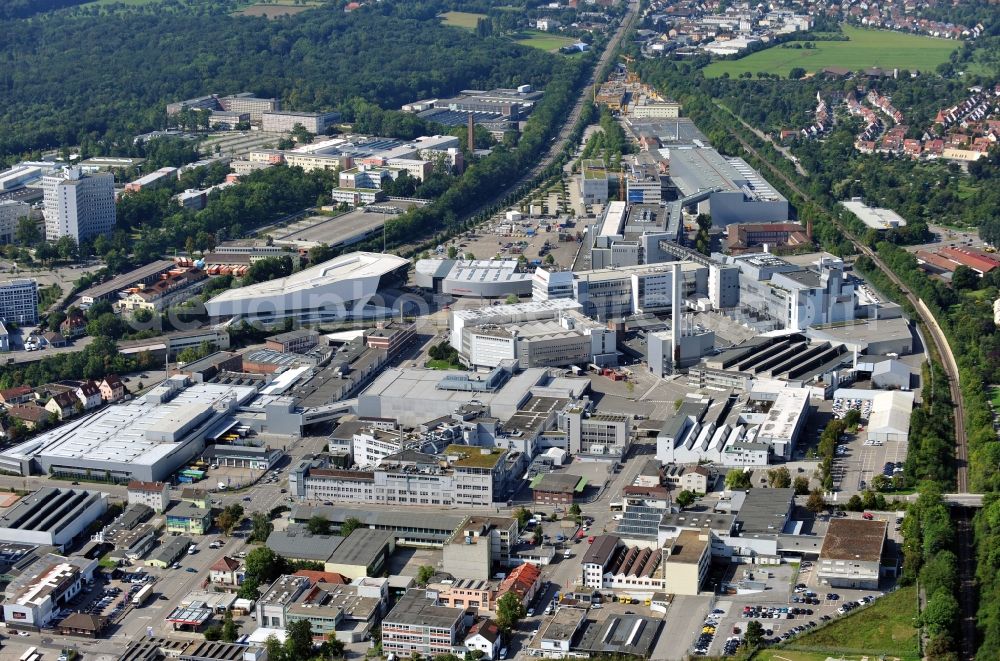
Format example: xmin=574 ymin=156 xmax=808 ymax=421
xmin=206 ymin=252 xmax=408 ymax=306
xmin=600 ymin=201 xmax=629 ymax=237
xmin=2 ymin=382 xmax=257 ymax=467
xmin=841 ymin=200 xmax=907 ymax=230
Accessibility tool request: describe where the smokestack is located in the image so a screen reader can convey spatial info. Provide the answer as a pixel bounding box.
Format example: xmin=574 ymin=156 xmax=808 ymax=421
xmin=467 ymin=114 xmax=475 ymax=153
xmin=671 ymin=261 xmax=682 ymax=369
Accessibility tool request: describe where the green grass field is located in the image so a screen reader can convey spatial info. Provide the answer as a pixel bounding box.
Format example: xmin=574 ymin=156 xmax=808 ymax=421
xmin=990 ymin=385 xmax=1000 ymax=409
xmin=773 ymin=585 xmax=920 ymax=659
xmin=441 ymin=11 xmax=486 ymax=29
xmin=704 ymin=25 xmax=959 ymax=78
xmin=515 ymin=30 xmax=576 ymax=52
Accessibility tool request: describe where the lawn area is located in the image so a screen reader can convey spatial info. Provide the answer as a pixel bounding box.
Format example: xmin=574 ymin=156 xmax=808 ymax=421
xmin=775 ymin=585 xmax=920 ymax=659
xmin=425 ymin=359 xmax=465 ymax=370
xmin=704 ymin=25 xmax=959 ymax=78
xmin=441 ymin=11 xmax=486 ymax=30
xmin=990 ymin=385 xmax=1000 ymax=409
xmin=515 ymin=30 xmax=576 ymax=52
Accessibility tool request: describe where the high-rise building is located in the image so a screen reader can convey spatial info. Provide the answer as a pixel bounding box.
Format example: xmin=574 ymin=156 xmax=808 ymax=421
xmin=0 ymin=200 xmax=31 ymax=244
xmin=42 ymin=167 xmax=116 ymax=243
xmin=0 ymin=279 xmax=39 ymax=325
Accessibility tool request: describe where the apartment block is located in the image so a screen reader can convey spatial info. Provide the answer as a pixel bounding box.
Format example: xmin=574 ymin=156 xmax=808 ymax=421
xmin=42 ymin=167 xmax=116 ymax=242
xmin=382 ymin=590 xmax=466 ymax=658
xmin=0 ymin=200 xmax=30 ymax=244
xmin=0 ymin=279 xmax=38 ymax=325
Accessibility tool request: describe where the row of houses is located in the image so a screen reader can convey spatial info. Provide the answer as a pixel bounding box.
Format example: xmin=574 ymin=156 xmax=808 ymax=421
xmin=0 ymin=376 xmax=126 ymax=431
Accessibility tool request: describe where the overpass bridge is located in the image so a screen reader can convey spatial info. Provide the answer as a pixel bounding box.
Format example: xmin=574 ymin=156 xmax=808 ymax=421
xmin=302 ymin=399 xmax=357 ymax=425
xmin=944 ymin=493 xmax=984 ymax=508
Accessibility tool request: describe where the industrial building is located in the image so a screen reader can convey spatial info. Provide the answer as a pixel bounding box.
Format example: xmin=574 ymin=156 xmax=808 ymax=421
xmin=2 ymin=553 xmax=98 ymax=628
xmin=585 ymin=201 xmax=681 ymax=270
xmin=724 ymin=253 xmax=856 ymax=332
xmin=571 ymin=261 xmax=708 ymax=320
xmin=668 ymin=147 xmax=788 ymax=224
xmin=724 ymin=222 xmax=810 ymax=255
xmin=0 ymin=377 xmax=258 ymax=482
xmin=415 ymin=259 xmax=534 ymax=299
xmin=41 ymin=167 xmax=116 ymax=242
xmin=204 ymin=251 xmax=409 ymax=323
xmin=0 ymin=488 xmax=108 ymax=550
xmin=841 ymin=199 xmax=907 ymax=231
xmin=818 ymin=518 xmax=887 ymax=589
xmin=805 ymin=316 xmax=913 ymax=356
xmin=452 ymin=300 xmax=617 ymax=370
xmin=288 ymin=504 xmax=468 ymax=548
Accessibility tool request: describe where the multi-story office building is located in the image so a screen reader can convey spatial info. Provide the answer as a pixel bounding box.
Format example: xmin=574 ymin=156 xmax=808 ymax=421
xmin=262 ymin=111 xmax=340 ymax=134
xmin=0 ymin=279 xmax=38 ymax=325
xmin=293 ymin=446 xmax=520 ymax=508
xmin=559 ymin=406 xmax=631 ymax=457
xmin=218 ymin=94 xmax=280 ymax=123
xmin=42 ymin=167 xmax=116 ymax=242
xmin=382 ymin=590 xmax=466 ymax=658
xmin=579 ymin=159 xmax=609 ymax=204
xmin=0 ymin=200 xmax=30 ymax=244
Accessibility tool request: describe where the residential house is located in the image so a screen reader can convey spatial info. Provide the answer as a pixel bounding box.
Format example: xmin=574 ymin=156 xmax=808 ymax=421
xmin=165 ymin=502 xmax=212 ymax=535
xmin=42 ymin=331 xmax=67 ymax=348
xmin=497 ymin=562 xmax=541 ymax=607
xmin=127 ymin=481 xmax=170 ymax=513
xmin=209 ymin=556 xmax=244 ymax=588
xmin=75 ymin=380 xmax=103 ymax=410
xmin=99 ymin=375 xmax=126 ymax=402
xmin=60 ymin=313 xmax=87 ymax=338
xmin=45 ymin=391 xmax=79 ymax=420
xmin=0 ymin=385 xmax=34 ymax=407
xmin=7 ymin=404 xmax=49 ymax=429
xmin=464 ymin=619 xmax=502 ymax=659
xmin=58 ymin=612 xmax=108 ymax=638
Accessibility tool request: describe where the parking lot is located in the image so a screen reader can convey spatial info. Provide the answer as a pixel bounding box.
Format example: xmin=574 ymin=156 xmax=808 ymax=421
xmin=831 ymin=431 xmax=908 ymax=497
xmin=702 ymin=565 xmax=889 ymax=656
xmin=445 ymin=221 xmax=583 ymax=272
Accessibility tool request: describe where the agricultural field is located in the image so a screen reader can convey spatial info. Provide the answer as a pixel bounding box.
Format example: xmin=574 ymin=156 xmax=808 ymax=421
xmin=704 ymin=25 xmax=959 ymax=78
xmin=440 ymin=11 xmax=486 ymax=30
xmin=515 ymin=29 xmax=576 ymax=52
xmin=236 ymin=2 xmax=318 ymax=18
xmin=772 ymin=586 xmax=920 ymax=660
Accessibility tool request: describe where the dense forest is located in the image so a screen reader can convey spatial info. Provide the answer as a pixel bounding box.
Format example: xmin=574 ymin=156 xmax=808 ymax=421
xmin=0 ymin=0 xmax=564 ymax=158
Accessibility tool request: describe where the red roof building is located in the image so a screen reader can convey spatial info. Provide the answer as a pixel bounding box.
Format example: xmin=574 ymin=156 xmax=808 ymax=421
xmin=939 ymin=246 xmax=1000 ymax=274
xmin=498 ymin=562 xmax=541 ymax=606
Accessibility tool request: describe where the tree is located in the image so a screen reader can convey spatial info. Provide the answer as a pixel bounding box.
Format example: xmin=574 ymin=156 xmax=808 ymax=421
xmin=793 ymin=476 xmax=810 ymax=495
xmin=221 ymin=609 xmax=240 ymax=643
xmin=496 ymin=591 xmax=525 ymax=632
xmin=244 ymin=546 xmax=287 ymax=584
xmin=215 ymin=504 xmax=244 ymax=536
xmin=843 ymin=408 xmax=861 ymax=428
xmin=249 ymin=511 xmax=274 ymax=543
xmin=505 ymin=294 xmax=519 ymax=304
xmin=788 ymin=67 xmax=806 ymax=80
xmin=15 ymin=217 xmax=40 ymax=245
xmin=922 ymin=590 xmax=959 ymax=638
xmin=951 ymin=265 xmax=979 ymax=291
xmin=568 ymin=503 xmax=581 ymax=518
xmin=416 ymin=565 xmax=435 ymax=586
xmin=806 ymin=489 xmax=826 ymax=514
xmin=324 ymin=634 xmax=346 ymax=659
xmin=447 ymin=245 xmax=458 ymax=259
xmin=203 ymin=624 xmax=223 ymax=641
xmin=725 ymin=469 xmax=752 ymax=490
xmin=870 ymin=474 xmax=890 ymax=492
xmin=675 ymin=490 xmax=696 ymax=509
xmin=284 ymin=619 xmax=315 ymax=660
xmin=767 ymin=466 xmax=791 ymax=488
xmin=744 ymin=620 xmax=765 ymax=649
xmin=544 ymin=253 xmax=555 ymax=265
xmin=237 ymin=576 xmax=261 ymax=600
xmin=340 ymin=516 xmax=362 ymax=537
xmin=306 ymin=515 xmax=332 ymax=535
xmin=846 ymin=494 xmax=864 ymax=511
xmin=513 ymin=507 xmax=530 ymax=529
